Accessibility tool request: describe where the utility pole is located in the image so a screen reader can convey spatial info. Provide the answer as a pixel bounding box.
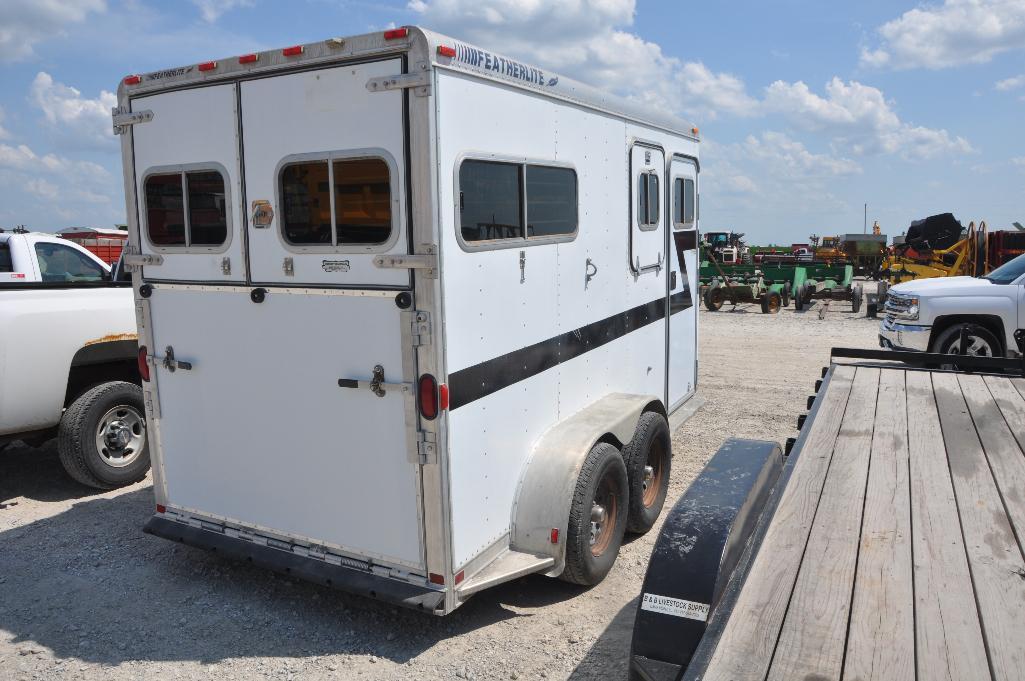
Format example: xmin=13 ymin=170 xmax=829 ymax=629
xmin=863 ymin=203 xmax=867 ymax=234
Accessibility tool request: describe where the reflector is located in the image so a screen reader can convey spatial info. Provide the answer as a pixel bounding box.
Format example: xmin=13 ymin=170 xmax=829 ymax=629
xmin=138 ymin=346 xmax=150 ymax=382
xmin=384 ymin=28 xmax=409 ymax=40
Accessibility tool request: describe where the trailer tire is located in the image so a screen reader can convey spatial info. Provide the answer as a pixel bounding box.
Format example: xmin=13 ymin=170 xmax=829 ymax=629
xmin=561 ymin=442 xmax=629 ymax=586
xmin=703 ymin=287 xmax=724 ymax=312
xmin=760 ymin=292 xmax=782 ymax=314
xmin=780 ymin=285 xmax=791 ymax=308
xmin=58 ymin=381 xmax=149 ymax=490
xmin=622 ymin=411 xmax=672 ymax=534
xmin=851 ymin=284 xmax=864 ymax=314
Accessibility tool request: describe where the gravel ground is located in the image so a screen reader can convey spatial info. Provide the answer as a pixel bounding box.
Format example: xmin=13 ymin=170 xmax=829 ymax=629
xmin=0 ymin=291 xmax=880 ymax=681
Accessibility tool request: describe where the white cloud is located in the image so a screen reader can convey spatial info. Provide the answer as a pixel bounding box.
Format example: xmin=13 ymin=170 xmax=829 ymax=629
xmin=25 ymin=178 xmax=58 ymax=200
xmin=996 ymin=74 xmax=1025 ymax=90
xmin=0 ymin=106 xmax=9 ymax=140
xmin=764 ymin=77 xmax=973 ymax=159
xmin=861 ymin=0 xmax=1025 ymax=70
xmin=1013 ymin=156 xmax=1025 ymax=166
xmin=742 ymin=131 xmax=862 ymax=176
xmin=408 ymin=0 xmax=756 ymax=120
xmin=0 ymin=0 xmax=106 ymax=62
xmin=0 ymin=143 xmax=109 ymax=178
xmin=29 ymin=72 xmax=117 ymax=149
xmin=192 ymin=0 xmax=254 ymax=23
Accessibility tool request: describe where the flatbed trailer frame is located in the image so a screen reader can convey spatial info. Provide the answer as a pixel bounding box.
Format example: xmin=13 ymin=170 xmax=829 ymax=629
xmin=630 ymin=348 xmax=1025 ymax=681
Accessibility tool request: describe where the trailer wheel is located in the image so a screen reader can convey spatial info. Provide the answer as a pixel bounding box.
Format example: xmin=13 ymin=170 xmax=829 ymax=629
xmin=622 ymin=412 xmax=672 ymax=534
xmin=58 ymin=382 xmax=150 ymax=490
xmin=760 ymin=292 xmax=782 ymax=314
xmin=561 ymin=442 xmax=629 ymax=586
xmin=851 ymin=284 xmax=864 ymax=313
xmin=703 ymin=287 xmax=724 ymax=312
xmin=780 ymin=285 xmax=791 ymax=308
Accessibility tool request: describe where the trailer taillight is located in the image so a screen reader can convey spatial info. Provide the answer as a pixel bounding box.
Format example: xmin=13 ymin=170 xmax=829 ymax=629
xmin=238 ymin=53 xmax=259 ymax=64
xmin=419 ymin=374 xmax=438 ymax=420
xmin=198 ymin=61 xmax=217 ymax=72
xmin=438 ymin=383 xmax=449 ymax=411
xmin=383 ymin=28 xmax=409 ymax=40
xmin=123 ymin=75 xmax=141 ymax=85
xmin=138 ymin=346 xmax=150 ymax=382
xmin=156 ymin=504 xmax=166 ymax=514
xmin=282 ymin=45 xmax=304 ymax=56
xmin=437 ymin=45 xmax=456 ymax=58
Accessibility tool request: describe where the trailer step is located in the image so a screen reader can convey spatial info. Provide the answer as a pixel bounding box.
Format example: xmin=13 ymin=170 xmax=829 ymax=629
xmin=456 ymin=549 xmax=555 ymax=597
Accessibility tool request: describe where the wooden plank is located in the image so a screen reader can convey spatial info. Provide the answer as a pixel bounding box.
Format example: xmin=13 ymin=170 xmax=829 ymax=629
xmin=701 ymin=364 xmax=856 ymax=681
xmin=933 ymin=372 xmax=1025 ymax=680
xmin=905 ymin=370 xmax=991 ymax=681
xmin=962 ymin=375 xmax=1025 ymax=550
xmin=986 ymin=374 xmax=1025 ymax=454
xmin=843 ymin=368 xmax=914 ymax=681
xmin=767 ymin=367 xmax=879 ymax=681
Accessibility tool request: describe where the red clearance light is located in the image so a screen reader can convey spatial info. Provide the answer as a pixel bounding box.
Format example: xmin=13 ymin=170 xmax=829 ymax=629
xmin=123 ymin=75 xmax=142 ymax=85
xmin=438 ymin=383 xmax=449 ymax=411
xmin=419 ymin=374 xmax=438 ymax=421
xmin=282 ymin=45 xmax=304 ymax=56
xmin=238 ymin=53 xmax=259 ymax=64
xmin=454 ymin=570 xmax=465 ymax=585
xmin=198 ymin=61 xmax=217 ymax=72
xmin=156 ymin=504 xmax=166 ymax=514
xmin=550 ymin=528 xmax=559 ymax=544
xmin=138 ymin=346 xmax=150 ymax=382
xmin=383 ymin=28 xmax=409 ymax=40
xmin=428 ymin=572 xmax=445 ymax=585
xmin=437 ymin=45 xmax=456 ymax=58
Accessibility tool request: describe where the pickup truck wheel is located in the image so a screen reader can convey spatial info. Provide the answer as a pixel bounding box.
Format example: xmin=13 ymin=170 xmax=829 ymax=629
xmin=622 ymin=411 xmax=672 ymax=534
xmin=931 ymin=324 xmax=1001 ymax=365
xmin=58 ymin=382 xmax=149 ymax=490
xmin=561 ymin=442 xmax=629 ymax=586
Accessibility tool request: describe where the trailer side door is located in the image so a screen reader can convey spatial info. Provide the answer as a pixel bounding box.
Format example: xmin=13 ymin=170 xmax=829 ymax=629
xmin=668 ymin=156 xmax=698 ymax=408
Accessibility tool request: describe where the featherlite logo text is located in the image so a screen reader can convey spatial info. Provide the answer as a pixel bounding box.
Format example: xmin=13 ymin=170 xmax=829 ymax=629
xmin=452 ymin=43 xmax=554 ymax=87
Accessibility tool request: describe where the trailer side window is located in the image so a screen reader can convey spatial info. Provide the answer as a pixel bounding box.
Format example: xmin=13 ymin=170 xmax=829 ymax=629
xmin=673 ymin=178 xmax=695 ymax=229
xmin=526 ymin=165 xmax=577 ymax=238
xmin=459 ymin=160 xmax=524 ymax=242
xmin=144 ymin=169 xmax=228 ymax=248
xmin=280 ymin=157 xmax=392 ymax=246
xmin=637 ymin=173 xmax=659 ymax=229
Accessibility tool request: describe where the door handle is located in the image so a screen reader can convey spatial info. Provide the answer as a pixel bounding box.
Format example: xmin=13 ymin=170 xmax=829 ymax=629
xmin=152 ymin=345 xmax=193 ymax=372
xmin=585 ymin=258 xmax=598 ymax=288
xmin=633 ymin=253 xmax=664 ymax=276
xmin=337 ymin=365 xmax=412 ymax=397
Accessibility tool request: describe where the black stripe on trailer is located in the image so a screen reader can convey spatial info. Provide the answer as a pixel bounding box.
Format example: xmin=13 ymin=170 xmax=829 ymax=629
xmin=448 ymin=290 xmax=693 ymax=410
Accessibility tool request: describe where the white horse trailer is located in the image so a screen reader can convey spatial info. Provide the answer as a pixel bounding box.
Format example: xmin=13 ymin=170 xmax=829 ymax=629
xmin=116 ymin=26 xmax=701 ymax=614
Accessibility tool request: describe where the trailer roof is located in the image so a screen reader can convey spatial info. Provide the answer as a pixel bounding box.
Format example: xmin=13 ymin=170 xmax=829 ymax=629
xmin=117 ymin=26 xmax=699 ymax=142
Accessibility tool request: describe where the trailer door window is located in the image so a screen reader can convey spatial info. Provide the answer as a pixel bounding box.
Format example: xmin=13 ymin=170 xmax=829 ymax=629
xmin=638 ymin=173 xmax=660 ymax=229
xmin=526 ymin=165 xmax=577 ymax=238
xmin=459 ymin=160 xmax=524 ymax=242
xmin=144 ymin=169 xmax=229 ymax=248
xmin=280 ymin=157 xmax=393 ymax=246
xmin=673 ymin=178 xmax=695 ymax=229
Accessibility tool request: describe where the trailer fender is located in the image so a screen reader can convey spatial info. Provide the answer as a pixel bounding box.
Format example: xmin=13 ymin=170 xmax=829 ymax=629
xmin=629 ymin=438 xmax=783 ymax=681
xmin=510 ymin=393 xmax=663 ymax=574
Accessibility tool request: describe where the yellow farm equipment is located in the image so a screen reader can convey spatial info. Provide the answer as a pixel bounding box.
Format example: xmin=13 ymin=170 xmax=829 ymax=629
xmin=879 ymin=214 xmax=986 ymax=284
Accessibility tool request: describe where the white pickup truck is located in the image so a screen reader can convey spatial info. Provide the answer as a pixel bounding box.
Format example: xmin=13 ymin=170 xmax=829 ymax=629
xmin=0 ymin=230 xmax=149 ymax=488
xmin=880 ymin=252 xmax=1025 ymax=358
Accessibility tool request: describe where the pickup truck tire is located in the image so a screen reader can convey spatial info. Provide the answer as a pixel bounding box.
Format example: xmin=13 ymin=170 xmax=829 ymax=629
xmin=622 ymin=411 xmax=672 ymax=534
xmin=561 ymin=442 xmax=629 ymax=586
xmin=58 ymin=381 xmax=149 ymax=490
xmin=930 ymin=323 xmax=1001 ymax=359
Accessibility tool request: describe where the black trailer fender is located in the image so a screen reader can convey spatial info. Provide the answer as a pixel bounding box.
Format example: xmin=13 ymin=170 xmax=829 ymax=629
xmin=629 ymin=438 xmax=783 ymax=681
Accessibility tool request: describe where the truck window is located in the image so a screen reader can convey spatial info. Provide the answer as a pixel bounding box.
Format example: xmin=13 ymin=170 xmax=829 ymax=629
xmin=145 ymin=169 xmax=228 ymax=248
xmin=0 ymin=242 xmax=12 ymax=272
xmin=638 ymin=173 xmax=660 ymax=229
xmin=673 ymin=178 xmax=695 ymax=229
xmin=34 ymin=242 xmax=107 ymax=282
xmin=459 ymin=159 xmax=577 ymax=245
xmin=280 ymin=157 xmax=393 ymax=247
xmin=526 ymin=165 xmax=577 ymax=238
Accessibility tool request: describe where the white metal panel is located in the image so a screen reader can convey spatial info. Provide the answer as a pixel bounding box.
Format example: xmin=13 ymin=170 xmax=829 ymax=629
xmin=669 ymin=157 xmax=698 ymax=407
xmin=240 ymin=60 xmax=408 ymax=287
xmin=131 ymin=84 xmax=243 ymax=282
xmin=149 ymin=287 xmax=423 ymax=568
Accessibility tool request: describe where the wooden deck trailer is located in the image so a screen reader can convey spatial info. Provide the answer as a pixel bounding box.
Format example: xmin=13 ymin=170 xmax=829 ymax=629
xmin=630 ymin=348 xmax=1025 ymax=681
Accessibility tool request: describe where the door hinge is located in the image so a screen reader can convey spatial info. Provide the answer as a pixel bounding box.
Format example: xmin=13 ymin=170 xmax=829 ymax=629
xmin=373 ymin=246 xmax=438 ymax=279
xmin=415 ymin=430 xmax=438 ymax=465
xmin=221 ymin=257 xmax=231 ymax=275
xmin=411 ymin=311 xmax=432 ymax=347
xmin=123 ymin=253 xmax=164 ymax=270
xmin=365 ymin=68 xmax=431 ymax=97
xmin=283 ymin=257 xmax=294 ymax=276
xmin=112 ymin=106 xmax=154 ymax=135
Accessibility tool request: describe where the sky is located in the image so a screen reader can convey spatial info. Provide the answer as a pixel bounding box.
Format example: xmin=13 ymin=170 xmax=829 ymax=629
xmin=0 ymin=0 xmax=1023 ymax=245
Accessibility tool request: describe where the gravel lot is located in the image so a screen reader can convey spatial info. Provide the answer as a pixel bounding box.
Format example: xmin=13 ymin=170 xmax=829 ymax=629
xmin=1 ymin=292 xmax=880 ymax=680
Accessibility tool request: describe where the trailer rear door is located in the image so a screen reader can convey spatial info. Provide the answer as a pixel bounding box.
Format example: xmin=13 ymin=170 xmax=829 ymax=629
xmin=241 ymin=59 xmax=409 ymax=287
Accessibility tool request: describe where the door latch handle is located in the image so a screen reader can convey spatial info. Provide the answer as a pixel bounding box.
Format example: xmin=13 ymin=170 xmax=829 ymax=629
xmin=585 ymin=258 xmax=598 ymax=288
xmin=154 ymin=345 xmax=193 ymax=373
xmin=633 ymin=253 xmax=664 ymax=276
xmin=337 ymin=364 xmax=412 ymax=397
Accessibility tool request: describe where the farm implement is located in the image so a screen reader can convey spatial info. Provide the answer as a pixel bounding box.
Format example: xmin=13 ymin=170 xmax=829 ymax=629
xmin=792 ymin=264 xmax=863 ymax=315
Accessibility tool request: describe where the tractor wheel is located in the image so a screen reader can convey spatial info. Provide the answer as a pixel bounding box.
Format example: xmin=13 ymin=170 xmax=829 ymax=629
xmin=703 ymin=287 xmax=724 ymax=312
xmin=760 ymin=291 xmax=782 ymax=314
xmin=851 ymin=284 xmax=864 ymax=314
xmin=780 ymin=286 xmax=791 ymax=308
